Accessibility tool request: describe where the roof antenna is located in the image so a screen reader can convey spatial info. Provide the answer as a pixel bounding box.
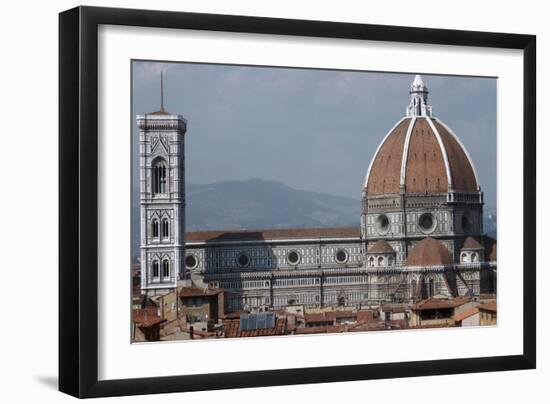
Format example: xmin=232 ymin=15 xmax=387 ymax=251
xmin=160 ymin=71 xmax=165 ymax=112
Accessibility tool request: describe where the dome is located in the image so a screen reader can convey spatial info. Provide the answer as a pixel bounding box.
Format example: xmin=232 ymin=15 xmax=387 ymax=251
xmin=406 ymin=237 xmax=452 ymax=266
xmin=462 ymin=236 xmax=483 ymax=250
xmin=367 ymin=240 xmax=395 ymax=254
xmin=364 ymin=76 xmax=479 ymax=196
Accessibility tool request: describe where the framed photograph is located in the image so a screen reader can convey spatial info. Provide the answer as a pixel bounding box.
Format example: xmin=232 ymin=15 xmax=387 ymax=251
xmin=59 ymin=6 xmax=536 ymax=398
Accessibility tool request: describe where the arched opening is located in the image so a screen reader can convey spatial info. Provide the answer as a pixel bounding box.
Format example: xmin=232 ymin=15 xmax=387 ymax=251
xmin=471 ymin=253 xmax=478 ymax=262
xmin=162 ymin=260 xmax=170 ymax=279
xmin=377 ymin=256 xmax=384 ymax=267
xmin=411 ymin=280 xmax=417 ymax=298
xmin=461 ymin=252 xmax=469 ymax=263
xmin=152 ymin=260 xmax=159 ymax=278
xmin=161 ymin=218 xmax=169 ymax=238
xmin=152 ymin=219 xmax=159 ymax=239
xmin=369 ymin=257 xmax=375 ymax=267
xmin=428 ymin=278 xmax=435 ymax=297
xmin=338 ymin=296 xmax=346 ymax=307
xmin=152 ymin=159 xmax=167 ymax=195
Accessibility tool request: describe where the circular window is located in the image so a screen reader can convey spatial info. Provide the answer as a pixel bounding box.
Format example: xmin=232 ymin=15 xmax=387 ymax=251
xmin=376 ymin=214 xmax=390 ymax=234
xmin=237 ymin=252 xmax=250 ymax=267
xmin=287 ymin=250 xmax=301 ymax=265
xmin=335 ymin=249 xmax=348 ymax=264
xmin=185 ymin=254 xmax=198 ymax=269
xmin=418 ymin=213 xmax=436 ymax=233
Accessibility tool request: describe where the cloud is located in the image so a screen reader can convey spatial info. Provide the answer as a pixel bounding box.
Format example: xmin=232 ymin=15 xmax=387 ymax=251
xmin=132 ymin=61 xmax=180 ymax=83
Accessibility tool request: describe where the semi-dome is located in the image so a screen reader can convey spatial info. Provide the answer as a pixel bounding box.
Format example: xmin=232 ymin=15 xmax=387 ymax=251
xmin=367 ymin=239 xmax=395 ymax=254
xmin=406 ymin=237 xmax=452 ymax=266
xmin=364 ymin=75 xmax=480 ymax=196
xmin=462 ymin=236 xmax=483 ymax=250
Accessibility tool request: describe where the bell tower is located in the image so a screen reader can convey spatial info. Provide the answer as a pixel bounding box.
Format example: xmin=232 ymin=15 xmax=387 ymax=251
xmin=137 ymin=73 xmax=187 ymax=297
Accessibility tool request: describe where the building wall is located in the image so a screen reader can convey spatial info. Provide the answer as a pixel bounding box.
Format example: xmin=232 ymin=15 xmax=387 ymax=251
xmin=363 ymin=192 xmax=484 ymax=264
xmin=461 ymin=312 xmax=480 ymax=327
xmin=480 ymin=310 xmax=497 ymax=326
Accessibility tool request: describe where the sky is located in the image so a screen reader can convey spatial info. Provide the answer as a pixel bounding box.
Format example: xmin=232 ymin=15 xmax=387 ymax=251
xmin=132 ymin=61 xmax=497 ymax=211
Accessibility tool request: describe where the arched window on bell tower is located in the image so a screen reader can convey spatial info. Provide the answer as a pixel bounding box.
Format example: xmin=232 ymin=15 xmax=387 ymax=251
xmin=152 ymin=260 xmax=160 ymax=279
xmin=152 ymin=218 xmax=159 ymax=239
xmin=161 ymin=218 xmax=169 ymax=239
xmin=152 ymin=158 xmax=167 ymax=195
xmin=162 ymin=259 xmax=170 ymax=279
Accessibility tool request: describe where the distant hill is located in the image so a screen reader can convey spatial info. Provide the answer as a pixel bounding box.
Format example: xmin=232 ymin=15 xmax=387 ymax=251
xmin=185 ymin=179 xmax=361 ymax=231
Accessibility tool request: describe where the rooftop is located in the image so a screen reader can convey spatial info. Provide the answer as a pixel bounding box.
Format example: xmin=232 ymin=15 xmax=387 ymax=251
xmin=133 ymin=308 xmax=163 ymax=328
xmin=412 ymin=296 xmax=471 ymax=311
xmin=462 ymin=236 xmax=484 ymax=249
xmin=478 ymin=301 xmax=497 ymax=312
xmin=178 ymin=287 xmax=223 ymax=298
xmin=223 ymin=317 xmax=287 ymax=338
xmin=406 ymin=237 xmax=453 ymax=267
xmin=453 ymin=306 xmax=479 ymax=322
xmin=367 ymin=239 xmax=395 ymax=254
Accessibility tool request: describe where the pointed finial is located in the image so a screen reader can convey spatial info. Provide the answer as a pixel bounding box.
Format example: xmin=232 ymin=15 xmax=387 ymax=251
xmin=160 ymin=71 xmax=165 ymax=112
xmin=411 ymin=74 xmax=426 ymax=89
xmin=406 ymin=74 xmax=432 ymax=117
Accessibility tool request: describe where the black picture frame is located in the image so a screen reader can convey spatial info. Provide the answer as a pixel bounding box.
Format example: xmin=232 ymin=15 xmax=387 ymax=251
xmin=59 ymin=5 xmax=536 ymax=398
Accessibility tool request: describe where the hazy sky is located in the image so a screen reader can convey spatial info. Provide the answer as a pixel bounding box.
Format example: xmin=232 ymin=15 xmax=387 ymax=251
xmin=132 ymin=61 xmax=497 ymax=210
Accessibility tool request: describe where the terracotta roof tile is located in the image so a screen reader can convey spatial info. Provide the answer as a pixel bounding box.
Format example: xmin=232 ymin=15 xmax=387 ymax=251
xmin=433 ymin=120 xmax=478 ymax=192
xmin=223 ymin=310 xmax=247 ymax=319
xmin=178 ymin=287 xmax=222 ymax=297
xmin=462 ymin=236 xmax=483 ymax=249
xmin=406 ymin=237 xmax=452 ymax=266
xmin=453 ymin=306 xmax=479 ymax=322
xmin=368 ymin=239 xmax=395 ymax=254
xmin=367 ymin=118 xmax=411 ymax=195
xmin=405 ymin=119 xmax=448 ymax=193
xmin=133 ymin=308 xmax=163 ymax=328
xmin=365 ymin=117 xmax=479 ymax=196
xmin=381 ymin=304 xmax=409 ymax=313
xmin=295 ymin=325 xmax=346 ymax=334
xmin=303 ymin=310 xmax=374 ymax=324
xmin=478 ymin=301 xmax=497 ymax=312
xmin=223 ymin=317 xmax=287 ymax=338
xmin=412 ymin=296 xmax=471 ymax=311
xmin=347 ymin=320 xmax=387 ymax=332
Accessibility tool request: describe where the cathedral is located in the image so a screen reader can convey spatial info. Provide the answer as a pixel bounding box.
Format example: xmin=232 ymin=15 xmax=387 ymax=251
xmin=137 ymin=74 xmax=497 ymax=313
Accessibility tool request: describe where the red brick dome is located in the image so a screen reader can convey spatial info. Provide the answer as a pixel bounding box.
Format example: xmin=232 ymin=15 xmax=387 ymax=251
xmin=367 ymin=239 xmax=395 ymax=254
xmin=364 ymin=76 xmax=479 ymax=196
xmin=406 ymin=237 xmax=452 ymax=266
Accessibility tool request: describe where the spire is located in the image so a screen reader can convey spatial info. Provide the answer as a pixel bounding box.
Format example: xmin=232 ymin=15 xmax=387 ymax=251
xmin=160 ymin=71 xmax=165 ymax=112
xmin=406 ymin=74 xmax=432 ymax=117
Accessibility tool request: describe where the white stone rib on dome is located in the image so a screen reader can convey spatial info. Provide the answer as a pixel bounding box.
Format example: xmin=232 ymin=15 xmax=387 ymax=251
xmin=399 ymin=117 xmax=417 ymax=186
xmin=434 ymin=117 xmax=481 ymax=190
xmin=363 ymin=117 xmax=407 ymax=188
xmin=426 ymin=117 xmax=453 ymax=189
